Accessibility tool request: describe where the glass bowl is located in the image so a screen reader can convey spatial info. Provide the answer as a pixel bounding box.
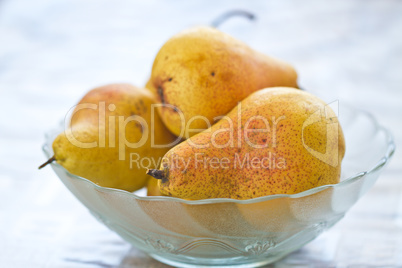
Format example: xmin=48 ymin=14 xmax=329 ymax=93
xmin=42 ymin=104 xmax=395 ymax=268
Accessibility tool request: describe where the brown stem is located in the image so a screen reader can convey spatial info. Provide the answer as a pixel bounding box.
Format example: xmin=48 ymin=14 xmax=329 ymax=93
xmin=147 ymin=169 xmax=168 ymax=183
xmin=211 ymin=10 xmax=256 ymax=28
xmin=38 ymin=156 xmax=56 ymax=169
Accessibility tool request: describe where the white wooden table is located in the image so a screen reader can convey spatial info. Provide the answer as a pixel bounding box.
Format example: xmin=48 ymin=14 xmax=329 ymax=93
xmin=1 ymin=0 xmax=401 ymax=267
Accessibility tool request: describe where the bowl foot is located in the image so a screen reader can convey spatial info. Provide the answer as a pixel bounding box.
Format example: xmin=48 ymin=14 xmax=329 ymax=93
xmin=149 ymin=253 xmax=285 ymax=268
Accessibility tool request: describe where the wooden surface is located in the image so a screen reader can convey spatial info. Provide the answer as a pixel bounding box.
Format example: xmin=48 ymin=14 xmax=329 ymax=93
xmin=0 ymin=0 xmax=401 ymax=267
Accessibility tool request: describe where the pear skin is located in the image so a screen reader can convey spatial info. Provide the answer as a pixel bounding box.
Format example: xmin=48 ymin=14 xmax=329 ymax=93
xmin=148 ymin=87 xmax=345 ymax=200
xmin=146 ymin=178 xmax=163 ymax=196
xmin=51 ymin=84 xmax=178 ymax=192
xmin=146 ymin=26 xmax=298 ymax=138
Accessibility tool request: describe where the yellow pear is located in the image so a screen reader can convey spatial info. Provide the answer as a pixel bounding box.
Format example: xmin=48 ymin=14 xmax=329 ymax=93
xmin=147 ymin=87 xmax=345 ymax=200
xmin=41 ymin=84 xmax=178 ymax=192
xmin=146 ymin=178 xmax=163 ymax=196
xmin=146 ymin=26 xmax=298 ymax=138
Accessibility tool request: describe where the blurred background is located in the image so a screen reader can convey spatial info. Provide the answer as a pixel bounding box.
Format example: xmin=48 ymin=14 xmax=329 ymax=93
xmin=0 ymin=0 xmax=401 ymax=267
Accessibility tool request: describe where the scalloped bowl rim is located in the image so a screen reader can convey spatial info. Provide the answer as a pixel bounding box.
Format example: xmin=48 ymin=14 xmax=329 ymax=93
xmin=42 ymin=105 xmax=396 ymax=205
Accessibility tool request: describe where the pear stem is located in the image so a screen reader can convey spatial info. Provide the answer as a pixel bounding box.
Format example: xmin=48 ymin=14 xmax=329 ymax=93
xmin=211 ymin=10 xmax=256 ymax=28
xmin=38 ymin=156 xmax=56 ymax=169
xmin=147 ymin=169 xmax=167 ymax=183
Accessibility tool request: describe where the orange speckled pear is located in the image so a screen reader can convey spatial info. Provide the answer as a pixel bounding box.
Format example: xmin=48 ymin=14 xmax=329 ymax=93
xmin=146 ymin=26 xmax=298 ymax=138
xmin=147 ymin=87 xmax=345 ymax=200
xmin=50 ymin=84 xmax=177 ymax=192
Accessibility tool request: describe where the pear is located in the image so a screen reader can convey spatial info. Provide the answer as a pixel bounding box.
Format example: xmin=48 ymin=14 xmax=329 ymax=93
xmin=41 ymin=84 xmax=178 ymax=192
xmin=147 ymin=87 xmax=345 ymax=200
xmin=146 ymin=26 xmax=298 ymax=138
xmin=146 ymin=178 xmax=163 ymax=196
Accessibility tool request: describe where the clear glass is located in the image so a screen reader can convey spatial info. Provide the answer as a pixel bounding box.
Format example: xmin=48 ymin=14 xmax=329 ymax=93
xmin=42 ymin=104 xmax=395 ymax=268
